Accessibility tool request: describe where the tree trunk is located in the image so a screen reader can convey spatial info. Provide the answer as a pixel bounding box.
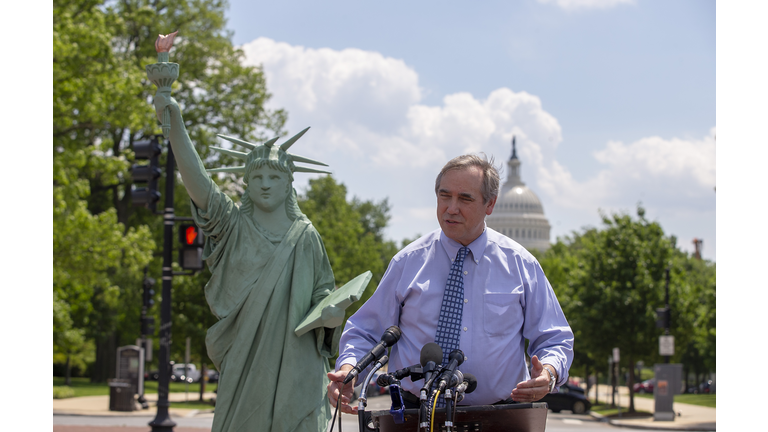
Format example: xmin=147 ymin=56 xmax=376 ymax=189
xmin=200 ymin=363 xmax=206 ymax=402
xmin=627 ymin=356 xmax=635 ymax=413
xmin=594 ymin=372 xmax=599 ymax=405
xmin=91 ymin=332 xmax=117 ymax=383
xmin=65 ymin=355 xmax=72 ymax=386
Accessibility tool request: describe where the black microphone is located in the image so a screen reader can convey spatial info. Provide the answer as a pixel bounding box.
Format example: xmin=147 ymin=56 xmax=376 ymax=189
xmin=419 ymin=342 xmax=443 ymax=392
xmin=377 ymin=373 xmax=401 ymax=388
xmin=390 ymin=363 xmax=424 ymax=381
xmin=343 ymin=326 xmax=402 ymax=384
xmin=456 ymin=372 xmax=477 ymax=394
xmin=436 ymin=349 xmax=465 ymax=391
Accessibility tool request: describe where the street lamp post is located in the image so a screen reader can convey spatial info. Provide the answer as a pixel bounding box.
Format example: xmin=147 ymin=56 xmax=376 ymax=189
xmin=149 ymin=146 xmax=177 ymax=432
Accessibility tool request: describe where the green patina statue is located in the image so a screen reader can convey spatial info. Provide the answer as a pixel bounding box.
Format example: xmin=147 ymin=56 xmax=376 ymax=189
xmin=148 ymin=32 xmax=368 ymax=432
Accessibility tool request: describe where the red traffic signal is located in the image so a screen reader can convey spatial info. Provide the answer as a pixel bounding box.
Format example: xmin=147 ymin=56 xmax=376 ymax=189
xmin=179 ymin=224 xmax=204 ymax=270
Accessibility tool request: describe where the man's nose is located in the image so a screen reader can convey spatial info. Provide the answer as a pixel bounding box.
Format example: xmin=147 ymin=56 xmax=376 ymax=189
xmin=446 ymin=199 xmax=460 ymax=214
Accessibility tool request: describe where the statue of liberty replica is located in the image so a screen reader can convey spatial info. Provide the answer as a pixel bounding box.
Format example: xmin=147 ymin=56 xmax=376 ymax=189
xmin=147 ymin=32 xmax=367 ymax=432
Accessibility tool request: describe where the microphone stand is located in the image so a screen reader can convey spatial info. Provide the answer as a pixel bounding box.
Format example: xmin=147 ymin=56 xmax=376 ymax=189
xmin=357 ymin=355 xmax=388 ymax=432
xmin=444 ymin=388 xmax=454 ymax=431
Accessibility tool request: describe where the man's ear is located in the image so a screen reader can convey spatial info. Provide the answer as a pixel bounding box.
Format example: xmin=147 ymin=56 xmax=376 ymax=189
xmin=485 ymin=195 xmax=497 ymax=216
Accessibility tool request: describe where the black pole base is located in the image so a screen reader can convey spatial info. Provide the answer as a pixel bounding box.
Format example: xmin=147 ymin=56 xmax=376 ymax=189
xmin=149 ymin=417 xmax=177 ymax=431
xmin=149 ymin=406 xmax=176 ymax=431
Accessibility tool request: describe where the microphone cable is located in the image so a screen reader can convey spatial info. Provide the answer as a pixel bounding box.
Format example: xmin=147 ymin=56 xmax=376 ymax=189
xmin=429 ymin=389 xmax=441 ymax=432
xmin=328 ymin=391 xmax=342 ymax=432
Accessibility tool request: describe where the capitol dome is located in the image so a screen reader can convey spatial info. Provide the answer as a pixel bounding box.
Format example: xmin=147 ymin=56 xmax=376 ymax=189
xmin=486 ymin=137 xmax=551 ymax=252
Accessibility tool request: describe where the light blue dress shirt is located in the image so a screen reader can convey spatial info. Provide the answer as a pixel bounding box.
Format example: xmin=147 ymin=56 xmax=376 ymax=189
xmin=337 ymin=226 xmax=574 ymax=406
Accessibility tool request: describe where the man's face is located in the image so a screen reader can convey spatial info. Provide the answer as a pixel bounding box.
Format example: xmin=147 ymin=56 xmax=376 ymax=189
xmin=436 ymin=166 xmax=497 ymax=246
xmin=248 ymin=165 xmax=291 ymax=213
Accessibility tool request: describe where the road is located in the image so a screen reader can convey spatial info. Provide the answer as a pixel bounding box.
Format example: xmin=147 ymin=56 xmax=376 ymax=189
xmin=54 ymin=411 xmax=611 ymax=432
xmin=52 ymin=392 xmax=614 ymax=432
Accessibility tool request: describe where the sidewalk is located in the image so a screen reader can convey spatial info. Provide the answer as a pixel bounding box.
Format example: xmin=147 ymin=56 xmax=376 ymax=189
xmin=586 ymin=385 xmax=716 ymax=431
xmin=54 ymin=387 xmax=716 ymax=430
xmin=53 ymin=391 xmax=217 ymax=418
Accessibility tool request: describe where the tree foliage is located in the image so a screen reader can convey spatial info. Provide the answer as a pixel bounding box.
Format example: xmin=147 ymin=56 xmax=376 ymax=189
xmin=299 ymin=176 xmax=399 ymax=321
xmin=53 ymin=0 xmax=286 ymax=380
xmin=540 ymin=205 xmax=716 ymax=410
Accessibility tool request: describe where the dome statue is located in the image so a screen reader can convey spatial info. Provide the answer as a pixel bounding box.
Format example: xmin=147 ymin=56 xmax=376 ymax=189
xmin=487 ymin=136 xmax=552 ymax=252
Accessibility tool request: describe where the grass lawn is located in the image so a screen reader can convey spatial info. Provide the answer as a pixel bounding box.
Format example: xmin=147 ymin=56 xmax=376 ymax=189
xmin=634 ymin=392 xmax=716 ymax=408
xmin=590 ymin=404 xmax=652 ymax=418
xmin=168 ymin=400 xmax=216 ymax=410
xmin=54 ymin=377 xmax=217 ymax=398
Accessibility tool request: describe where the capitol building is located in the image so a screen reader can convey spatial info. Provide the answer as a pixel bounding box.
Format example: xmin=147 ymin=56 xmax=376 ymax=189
xmin=486 ymin=137 xmax=551 ymax=252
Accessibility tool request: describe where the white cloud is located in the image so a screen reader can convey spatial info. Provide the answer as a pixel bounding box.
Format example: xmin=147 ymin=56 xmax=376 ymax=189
xmin=238 ymin=38 xmax=715 ymax=259
xmin=538 ymin=128 xmax=716 ymax=211
xmin=241 ymin=38 xmax=421 ymax=136
xmin=537 ymin=0 xmax=635 ymax=10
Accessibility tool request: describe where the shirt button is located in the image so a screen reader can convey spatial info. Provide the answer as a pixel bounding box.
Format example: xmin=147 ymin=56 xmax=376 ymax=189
xmin=464 ymin=356 xmax=468 ymax=362
xmin=464 ymin=299 xmax=469 ymax=303
xmin=463 ymin=270 xmax=468 ymax=275
xmin=463 ymin=327 xmax=468 ymax=331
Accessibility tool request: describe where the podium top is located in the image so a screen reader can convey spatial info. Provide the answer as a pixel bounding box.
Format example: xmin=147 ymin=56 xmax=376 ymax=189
xmin=370 ymin=403 xmax=548 ymax=432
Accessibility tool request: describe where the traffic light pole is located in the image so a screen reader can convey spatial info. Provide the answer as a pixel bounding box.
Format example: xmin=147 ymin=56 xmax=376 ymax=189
xmin=663 ymin=267 xmax=670 ymax=364
xmin=150 ymin=144 xmax=177 ymax=432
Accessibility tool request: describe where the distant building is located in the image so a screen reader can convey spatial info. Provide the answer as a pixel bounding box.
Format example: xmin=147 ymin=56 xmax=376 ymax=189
xmin=487 ymin=137 xmax=551 ymax=252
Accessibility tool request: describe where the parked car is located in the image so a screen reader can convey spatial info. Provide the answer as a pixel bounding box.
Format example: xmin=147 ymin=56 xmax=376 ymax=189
xmin=633 ymin=379 xmax=655 ymax=394
xmin=171 ymin=363 xmax=202 ymax=383
xmin=207 ymin=369 xmax=220 ymax=383
xmin=689 ymin=380 xmax=714 ymax=394
xmin=541 ymin=383 xmax=591 ymax=414
xmin=145 ymin=370 xmax=160 ymax=381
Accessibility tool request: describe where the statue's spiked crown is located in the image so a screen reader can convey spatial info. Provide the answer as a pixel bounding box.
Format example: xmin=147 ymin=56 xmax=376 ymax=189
xmin=207 ymin=127 xmax=330 ymax=182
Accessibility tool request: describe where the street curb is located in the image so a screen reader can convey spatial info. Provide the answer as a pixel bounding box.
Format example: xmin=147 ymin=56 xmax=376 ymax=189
xmin=589 ymin=412 xmax=715 ymax=431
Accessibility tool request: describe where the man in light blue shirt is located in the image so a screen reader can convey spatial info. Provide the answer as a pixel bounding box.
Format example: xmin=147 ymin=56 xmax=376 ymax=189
xmin=327 ymin=154 xmax=573 ymax=412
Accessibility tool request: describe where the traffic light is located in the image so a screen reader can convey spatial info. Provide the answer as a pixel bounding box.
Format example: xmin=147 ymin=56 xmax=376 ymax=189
xmin=141 ymin=316 xmax=156 ymax=335
xmin=143 ymin=276 xmax=156 ymax=308
xmin=656 ymin=307 xmax=670 ymax=329
xmin=179 ymin=224 xmax=204 ymax=270
xmin=131 ymin=135 xmax=162 ymax=211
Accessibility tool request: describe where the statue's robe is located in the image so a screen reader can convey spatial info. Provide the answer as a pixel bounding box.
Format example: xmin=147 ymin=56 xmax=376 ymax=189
xmin=193 ymin=185 xmax=340 ymax=432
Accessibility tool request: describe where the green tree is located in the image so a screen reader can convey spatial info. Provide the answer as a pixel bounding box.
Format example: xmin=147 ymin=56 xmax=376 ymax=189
xmin=53 ymin=0 xmax=286 ymax=380
xmin=560 ymin=206 xmax=674 ymax=411
xmin=299 ymin=176 xmax=399 ymax=323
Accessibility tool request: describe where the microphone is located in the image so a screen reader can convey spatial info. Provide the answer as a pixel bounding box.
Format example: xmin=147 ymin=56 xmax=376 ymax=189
xmin=419 ymin=342 xmax=443 ymax=392
xmin=376 ymin=373 xmax=401 ymax=388
xmin=390 ymin=363 xmax=424 ymax=381
xmin=343 ymin=326 xmax=402 ymax=384
xmin=436 ymin=349 xmax=465 ymax=391
xmin=456 ymin=372 xmax=477 ymax=394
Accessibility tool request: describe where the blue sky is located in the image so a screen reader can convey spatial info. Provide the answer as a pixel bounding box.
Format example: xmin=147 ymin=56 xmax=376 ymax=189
xmin=220 ymin=0 xmax=716 ymax=260
xmin=226 ymin=1 xmax=719 ymax=261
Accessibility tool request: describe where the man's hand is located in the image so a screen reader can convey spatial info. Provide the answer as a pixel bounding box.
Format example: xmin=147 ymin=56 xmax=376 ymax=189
xmin=510 ymin=355 xmax=553 ymax=402
xmin=327 ymin=364 xmax=358 ymax=414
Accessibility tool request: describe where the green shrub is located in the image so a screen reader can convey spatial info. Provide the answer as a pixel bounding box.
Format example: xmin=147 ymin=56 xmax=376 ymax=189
xmin=53 ymin=386 xmax=75 ymax=399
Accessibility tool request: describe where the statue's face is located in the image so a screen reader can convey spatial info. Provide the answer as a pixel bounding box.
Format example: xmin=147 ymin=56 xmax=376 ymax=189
xmin=248 ymin=165 xmax=291 ymax=213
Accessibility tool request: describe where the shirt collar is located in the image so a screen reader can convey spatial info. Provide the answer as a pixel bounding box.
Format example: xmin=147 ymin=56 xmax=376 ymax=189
xmin=439 ymin=224 xmax=488 ymax=265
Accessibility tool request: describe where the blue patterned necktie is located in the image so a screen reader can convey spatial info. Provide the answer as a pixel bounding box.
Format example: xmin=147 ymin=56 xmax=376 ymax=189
xmin=435 ymin=246 xmax=469 ymax=369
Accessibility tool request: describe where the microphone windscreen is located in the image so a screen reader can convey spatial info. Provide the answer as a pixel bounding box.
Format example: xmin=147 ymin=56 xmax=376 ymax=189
xmin=382 ymin=326 xmax=402 ymax=346
xmin=448 ymin=349 xmax=465 ymax=366
xmin=420 ymin=342 xmax=443 ymax=366
xmin=463 ymin=373 xmax=478 ymax=394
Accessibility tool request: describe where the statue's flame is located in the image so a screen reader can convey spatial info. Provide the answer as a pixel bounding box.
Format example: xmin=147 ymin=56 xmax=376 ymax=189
xmin=155 ymin=31 xmax=178 ymax=53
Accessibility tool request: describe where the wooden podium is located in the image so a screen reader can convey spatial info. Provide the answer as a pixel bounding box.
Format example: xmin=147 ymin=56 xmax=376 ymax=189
xmin=369 ymin=403 xmax=548 ymax=432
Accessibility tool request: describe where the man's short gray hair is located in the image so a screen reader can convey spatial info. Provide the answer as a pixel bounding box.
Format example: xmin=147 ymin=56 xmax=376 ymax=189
xmin=435 ymin=153 xmax=501 ymax=204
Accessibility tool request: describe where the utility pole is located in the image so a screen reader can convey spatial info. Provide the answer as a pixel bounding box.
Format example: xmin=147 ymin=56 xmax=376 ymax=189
xmin=149 ymin=145 xmax=177 ymax=432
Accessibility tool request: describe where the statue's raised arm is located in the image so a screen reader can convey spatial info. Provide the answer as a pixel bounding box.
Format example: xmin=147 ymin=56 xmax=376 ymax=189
xmin=147 ymin=32 xmax=212 ymax=210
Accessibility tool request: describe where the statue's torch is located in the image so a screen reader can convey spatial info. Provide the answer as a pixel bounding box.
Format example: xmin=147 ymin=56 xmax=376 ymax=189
xmin=146 ymin=31 xmax=179 ymax=139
